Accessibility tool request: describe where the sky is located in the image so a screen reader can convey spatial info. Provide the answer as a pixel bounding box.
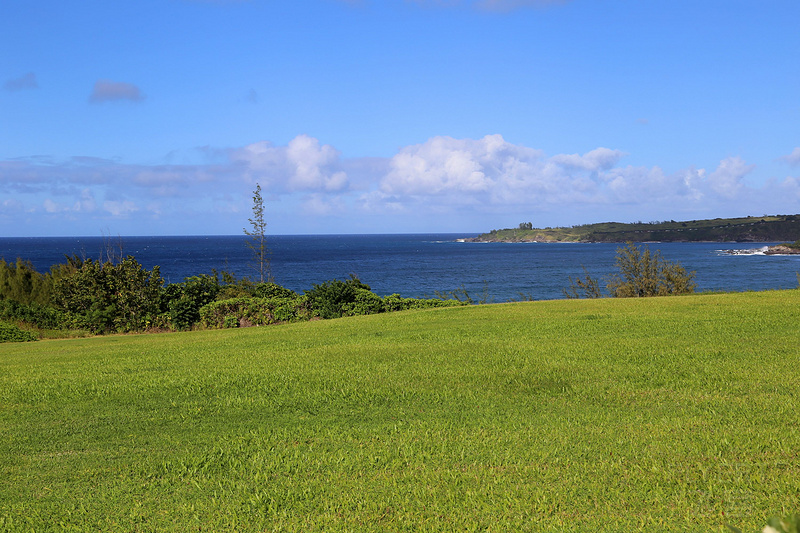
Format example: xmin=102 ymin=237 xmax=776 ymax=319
xmin=1 ymin=0 xmax=799 ymax=237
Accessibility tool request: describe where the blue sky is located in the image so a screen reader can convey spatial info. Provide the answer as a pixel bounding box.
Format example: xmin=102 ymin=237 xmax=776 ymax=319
xmin=2 ymin=0 xmax=799 ymax=236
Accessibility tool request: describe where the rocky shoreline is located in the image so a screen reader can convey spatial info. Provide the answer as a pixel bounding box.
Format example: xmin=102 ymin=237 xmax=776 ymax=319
xmin=764 ymin=245 xmax=800 ymax=255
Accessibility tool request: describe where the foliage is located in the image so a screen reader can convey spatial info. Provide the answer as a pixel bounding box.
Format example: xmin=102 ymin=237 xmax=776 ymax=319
xmin=162 ymin=274 xmax=221 ymax=330
xmin=563 ymin=266 xmax=603 ymax=299
xmin=244 ymin=182 xmax=271 ymax=283
xmin=607 ymin=242 xmax=696 ymax=297
xmin=0 ymin=258 xmax=53 ymax=306
xmin=199 ymin=296 xmax=311 ymax=328
xmin=0 ymin=321 xmax=38 ymax=342
xmin=343 ymin=287 xmax=384 ymax=316
xmin=253 ymin=282 xmax=298 ymax=299
xmin=0 ymin=299 xmax=65 ymax=330
xmin=52 ymin=256 xmax=164 ymax=333
xmin=382 ymin=293 xmax=468 ymax=311
xmin=475 ymin=214 xmax=800 ymax=243
xmin=435 ymin=281 xmax=492 ymax=304
xmin=2 ymin=290 xmax=800 ymax=530
xmin=304 ymin=275 xmax=372 ymax=319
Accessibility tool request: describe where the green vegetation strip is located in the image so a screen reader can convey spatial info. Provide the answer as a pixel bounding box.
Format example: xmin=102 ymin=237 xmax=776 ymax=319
xmin=2 ymin=291 xmax=799 ymax=531
xmin=476 ymin=214 xmax=800 ymax=242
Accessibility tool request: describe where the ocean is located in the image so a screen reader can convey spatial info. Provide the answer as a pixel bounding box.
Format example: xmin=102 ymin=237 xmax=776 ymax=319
xmin=1 ymin=234 xmax=798 ymax=302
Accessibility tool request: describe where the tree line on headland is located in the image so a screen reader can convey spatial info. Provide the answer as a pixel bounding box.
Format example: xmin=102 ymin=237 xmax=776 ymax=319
xmin=472 ymin=214 xmax=800 ymax=245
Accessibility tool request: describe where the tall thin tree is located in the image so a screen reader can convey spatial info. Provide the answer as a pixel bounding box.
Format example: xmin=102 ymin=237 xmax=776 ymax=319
xmin=244 ymin=183 xmax=270 ymax=283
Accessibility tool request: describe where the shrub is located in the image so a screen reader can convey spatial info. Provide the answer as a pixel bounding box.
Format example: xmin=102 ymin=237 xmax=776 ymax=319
xmin=343 ymin=288 xmax=384 ymax=316
xmin=0 ymin=299 xmax=66 ymax=330
xmin=382 ymin=293 xmax=468 ymax=311
xmin=163 ymin=274 xmax=221 ymax=330
xmin=304 ymin=275 xmax=371 ymax=319
xmin=564 ymin=267 xmax=603 ymax=299
xmin=566 ymin=243 xmax=696 ymax=298
xmin=199 ymin=296 xmax=312 ymax=329
xmin=0 ymin=258 xmax=53 ymax=306
xmin=52 ymin=256 xmax=164 ymax=333
xmin=254 ymin=282 xmax=298 ymax=299
xmin=0 ymin=321 xmax=38 ymax=343
xmin=607 ymin=242 xmax=696 ymax=297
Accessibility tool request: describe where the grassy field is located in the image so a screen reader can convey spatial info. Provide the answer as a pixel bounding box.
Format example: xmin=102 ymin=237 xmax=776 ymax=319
xmin=2 ymin=290 xmax=799 ymax=531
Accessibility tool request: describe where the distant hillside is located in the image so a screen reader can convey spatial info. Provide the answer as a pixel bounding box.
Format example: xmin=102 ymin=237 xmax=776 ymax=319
xmin=469 ymin=215 xmax=800 ymax=243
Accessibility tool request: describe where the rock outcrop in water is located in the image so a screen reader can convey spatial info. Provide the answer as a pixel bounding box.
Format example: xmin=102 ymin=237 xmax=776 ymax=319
xmin=764 ymin=245 xmax=800 ymax=255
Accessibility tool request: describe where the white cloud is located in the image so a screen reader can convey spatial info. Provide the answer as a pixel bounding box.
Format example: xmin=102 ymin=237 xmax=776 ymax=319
xmin=705 ymin=156 xmax=754 ymax=199
xmin=103 ymin=200 xmax=139 ymax=217
xmin=550 ymin=147 xmax=626 ymax=172
xmin=2 ymin=134 xmax=796 ymax=235
xmin=43 ymin=199 xmax=61 ymax=214
xmin=381 ymin=134 xmax=541 ymax=196
xmin=232 ymin=134 xmax=349 ymax=193
xmin=301 ymin=194 xmax=347 ymax=217
xmin=1 ymin=199 xmax=24 ymax=213
xmin=89 ymin=79 xmax=145 ymax=103
xmin=781 ymin=147 xmax=800 ymax=167
xmin=75 ymin=189 xmax=97 ymax=212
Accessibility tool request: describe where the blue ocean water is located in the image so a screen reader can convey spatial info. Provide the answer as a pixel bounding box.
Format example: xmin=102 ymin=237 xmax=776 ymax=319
xmin=1 ymin=234 xmax=798 ymax=302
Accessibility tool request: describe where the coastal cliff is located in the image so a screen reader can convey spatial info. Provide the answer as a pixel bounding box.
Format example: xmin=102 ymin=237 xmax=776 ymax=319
xmin=469 ymin=215 xmax=800 ymax=244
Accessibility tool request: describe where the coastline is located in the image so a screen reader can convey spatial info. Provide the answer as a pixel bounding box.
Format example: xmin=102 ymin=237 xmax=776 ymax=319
xmin=764 ymin=245 xmax=800 ymax=255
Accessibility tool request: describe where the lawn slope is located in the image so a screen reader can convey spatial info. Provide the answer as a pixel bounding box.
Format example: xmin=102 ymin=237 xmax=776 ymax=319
xmin=2 ymin=291 xmax=799 ymax=532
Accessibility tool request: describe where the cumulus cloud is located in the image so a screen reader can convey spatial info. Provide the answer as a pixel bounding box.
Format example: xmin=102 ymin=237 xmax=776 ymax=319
xmin=372 ymin=135 xmax=777 ymax=220
xmin=232 ymin=134 xmax=348 ymax=192
xmin=2 ymin=134 xmax=796 ymax=235
xmin=781 ymin=147 xmax=800 ymax=167
xmin=3 ymin=72 xmax=38 ymax=91
xmin=89 ymin=79 xmax=145 ymax=103
xmin=549 ymin=148 xmax=626 ymax=172
xmin=381 ymin=134 xmax=541 ymax=196
xmin=705 ymin=156 xmax=754 ymax=199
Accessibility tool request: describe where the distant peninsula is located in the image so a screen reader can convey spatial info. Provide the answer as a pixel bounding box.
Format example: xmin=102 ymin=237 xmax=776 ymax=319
xmin=467 ymin=214 xmax=800 ymax=244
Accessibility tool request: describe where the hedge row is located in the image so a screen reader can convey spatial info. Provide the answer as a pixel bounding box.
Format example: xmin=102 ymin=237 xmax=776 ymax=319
xmin=0 ymin=321 xmax=38 ymax=343
xmin=199 ymin=292 xmax=468 ymax=329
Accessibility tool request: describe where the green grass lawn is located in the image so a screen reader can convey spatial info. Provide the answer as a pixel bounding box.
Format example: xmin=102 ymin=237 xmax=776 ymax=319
xmin=2 ymin=291 xmax=799 ymax=531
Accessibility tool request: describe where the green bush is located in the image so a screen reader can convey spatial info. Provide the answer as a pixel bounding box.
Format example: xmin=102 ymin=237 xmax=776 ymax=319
xmin=304 ymin=276 xmax=372 ymax=319
xmin=199 ymin=296 xmax=312 ymax=329
xmin=607 ymin=242 xmax=696 ymax=297
xmin=0 ymin=258 xmax=53 ymax=306
xmin=163 ymin=274 xmax=221 ymax=330
xmin=52 ymin=256 xmax=164 ymax=333
xmin=0 ymin=321 xmax=38 ymax=342
xmin=343 ymin=288 xmax=384 ymax=316
xmin=566 ymin=243 xmax=697 ymax=299
xmin=254 ymin=282 xmax=298 ymax=299
xmin=0 ymin=299 xmax=65 ymax=330
xmin=382 ymin=293 xmax=468 ymax=311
